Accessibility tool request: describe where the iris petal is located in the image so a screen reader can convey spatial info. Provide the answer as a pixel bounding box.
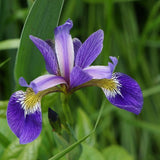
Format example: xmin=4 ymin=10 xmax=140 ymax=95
xmin=19 ymin=77 xmax=29 ymax=87
xmin=70 ymin=66 xmax=92 ymax=89
xmin=83 ymin=66 xmax=111 ymax=79
xmin=108 ymin=56 xmax=118 ymax=73
xmin=75 ymin=29 xmax=104 ymax=68
xmin=7 ymin=91 xmax=42 ymax=144
xmin=54 ymin=19 xmax=74 ymax=82
xmin=20 ymin=111 xmax=42 ymax=144
xmin=73 ymin=38 xmax=82 ymax=58
xmin=29 ymin=35 xmax=58 ymax=75
xmin=102 ymin=73 xmax=143 ymax=114
xmin=30 ymin=75 xmax=67 ymax=94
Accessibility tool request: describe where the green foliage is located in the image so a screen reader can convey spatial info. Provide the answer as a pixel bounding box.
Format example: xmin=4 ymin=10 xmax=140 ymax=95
xmin=1 ymin=0 xmax=160 ymax=160
xmin=79 ymin=144 xmax=104 ymax=160
xmin=0 ymin=58 xmax=10 ymax=68
xmin=0 ymin=39 xmax=19 ymax=51
xmin=1 ymin=138 xmax=41 ymax=160
xmin=0 ymin=101 xmax=8 ymax=118
xmin=76 ymin=108 xmax=96 ymax=145
xmin=14 ymin=0 xmax=64 ymax=83
xmin=102 ymin=145 xmax=133 ymax=160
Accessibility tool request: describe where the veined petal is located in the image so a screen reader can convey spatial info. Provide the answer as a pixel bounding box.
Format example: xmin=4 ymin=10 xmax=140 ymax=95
xmin=30 ymin=75 xmax=67 ymax=94
xmin=54 ymin=19 xmax=74 ymax=82
xmin=73 ymin=38 xmax=82 ymax=58
xmin=7 ymin=89 xmax=42 ymax=144
xmin=19 ymin=77 xmax=29 ymax=87
xmin=102 ymin=73 xmax=143 ymax=114
xmin=20 ymin=111 xmax=41 ymax=144
xmin=83 ymin=66 xmax=112 ymax=79
xmin=29 ymin=35 xmax=58 ymax=75
xmin=70 ymin=66 xmax=92 ymax=89
xmin=75 ymin=29 xmax=104 ymax=68
xmin=108 ymin=56 xmax=118 ymax=73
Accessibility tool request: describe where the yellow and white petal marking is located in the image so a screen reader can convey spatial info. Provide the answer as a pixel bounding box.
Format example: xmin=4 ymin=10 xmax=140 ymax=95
xmin=69 ymin=73 xmax=122 ymax=97
xmin=90 ymin=74 xmax=122 ymax=98
xmin=101 ymin=74 xmax=122 ymax=98
xmin=16 ymin=88 xmax=41 ymax=117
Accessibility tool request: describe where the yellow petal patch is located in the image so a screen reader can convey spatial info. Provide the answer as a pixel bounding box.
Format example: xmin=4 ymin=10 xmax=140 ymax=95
xmin=94 ymin=77 xmax=122 ymax=98
xmin=92 ymin=79 xmax=118 ymax=91
xmin=20 ymin=88 xmax=42 ymax=116
xmin=24 ymin=88 xmax=41 ymax=110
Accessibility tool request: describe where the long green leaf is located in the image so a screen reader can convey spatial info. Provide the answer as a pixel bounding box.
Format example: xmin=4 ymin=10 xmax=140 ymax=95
xmin=83 ymin=0 xmax=139 ymax=4
xmin=0 ymin=101 xmax=8 ymax=118
xmin=0 ymin=39 xmax=19 ymax=50
xmin=76 ymin=108 xmax=96 ymax=145
xmin=49 ymin=131 xmax=95 ymax=160
xmin=0 ymin=132 xmax=10 ymax=147
xmin=14 ymin=0 xmax=64 ymax=83
xmin=143 ymin=85 xmax=160 ymax=97
xmin=118 ymin=111 xmax=160 ymax=134
xmin=0 ymin=58 xmax=10 ymax=68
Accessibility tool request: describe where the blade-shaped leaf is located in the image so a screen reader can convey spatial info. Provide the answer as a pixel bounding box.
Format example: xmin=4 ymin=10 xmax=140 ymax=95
xmin=0 ymin=132 xmax=10 ymax=147
xmin=0 ymin=39 xmax=19 ymax=50
xmin=0 ymin=101 xmax=8 ymax=118
xmin=76 ymin=108 xmax=96 ymax=145
xmin=49 ymin=131 xmax=95 ymax=160
xmin=14 ymin=0 xmax=64 ymax=83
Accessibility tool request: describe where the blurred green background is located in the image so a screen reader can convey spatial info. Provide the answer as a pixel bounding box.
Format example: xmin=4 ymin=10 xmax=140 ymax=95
xmin=0 ymin=0 xmax=160 ymax=159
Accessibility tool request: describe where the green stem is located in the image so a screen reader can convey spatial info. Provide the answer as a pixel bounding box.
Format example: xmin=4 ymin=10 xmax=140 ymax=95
xmin=61 ymin=94 xmax=73 ymax=126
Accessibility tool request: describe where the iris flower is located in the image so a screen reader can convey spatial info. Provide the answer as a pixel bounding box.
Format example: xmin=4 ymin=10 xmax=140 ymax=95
xmin=7 ymin=19 xmax=143 ymax=144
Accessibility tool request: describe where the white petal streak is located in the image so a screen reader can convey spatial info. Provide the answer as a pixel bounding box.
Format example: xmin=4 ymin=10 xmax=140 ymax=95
xmin=15 ymin=90 xmax=41 ymax=118
xmin=102 ymin=74 xmax=122 ymax=98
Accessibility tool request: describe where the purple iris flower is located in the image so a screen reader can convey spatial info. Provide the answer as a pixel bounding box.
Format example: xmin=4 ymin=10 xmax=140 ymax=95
xmin=7 ymin=19 xmax=143 ymax=144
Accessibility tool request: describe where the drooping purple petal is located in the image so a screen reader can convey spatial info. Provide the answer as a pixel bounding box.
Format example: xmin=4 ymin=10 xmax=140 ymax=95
xmin=70 ymin=66 xmax=92 ymax=89
xmin=73 ymin=38 xmax=82 ymax=58
xmin=108 ymin=56 xmax=118 ymax=73
xmin=75 ymin=29 xmax=104 ymax=68
xmin=7 ymin=91 xmax=25 ymax=138
xmin=103 ymin=73 xmax=143 ymax=114
xmin=7 ymin=91 xmax=42 ymax=144
xmin=19 ymin=77 xmax=29 ymax=87
xmin=29 ymin=35 xmax=58 ymax=75
xmin=20 ymin=111 xmax=42 ymax=144
xmin=54 ymin=19 xmax=74 ymax=82
xmin=83 ymin=66 xmax=112 ymax=79
xmin=30 ymin=75 xmax=67 ymax=94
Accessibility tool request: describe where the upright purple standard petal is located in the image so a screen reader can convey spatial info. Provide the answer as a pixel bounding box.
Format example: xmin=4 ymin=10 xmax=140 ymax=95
xmin=54 ymin=19 xmax=74 ymax=82
xmin=7 ymin=91 xmax=42 ymax=144
xmin=73 ymin=38 xmax=82 ymax=58
xmin=30 ymin=35 xmax=58 ymax=75
xmin=103 ymin=73 xmax=143 ymax=114
xmin=75 ymin=29 xmax=104 ymax=68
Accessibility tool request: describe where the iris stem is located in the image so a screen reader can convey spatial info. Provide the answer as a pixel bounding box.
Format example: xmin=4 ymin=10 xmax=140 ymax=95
xmin=38 ymin=86 xmax=62 ymax=97
xmin=61 ymin=94 xmax=73 ymax=126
